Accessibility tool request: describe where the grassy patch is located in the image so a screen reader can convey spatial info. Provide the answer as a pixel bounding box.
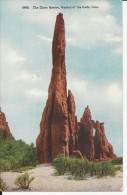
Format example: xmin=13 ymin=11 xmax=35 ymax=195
xmin=53 ymin=155 xmax=119 ymax=180
xmin=14 ymin=172 xmax=34 ymax=190
xmin=0 ymin=178 xmax=8 ymax=191
xmin=53 ymin=154 xmax=70 ymax=175
xmin=110 ymin=157 xmax=123 ymax=165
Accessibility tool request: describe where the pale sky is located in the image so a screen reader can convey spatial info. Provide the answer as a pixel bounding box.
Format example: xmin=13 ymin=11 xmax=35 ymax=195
xmin=0 ymin=0 xmax=123 ymax=156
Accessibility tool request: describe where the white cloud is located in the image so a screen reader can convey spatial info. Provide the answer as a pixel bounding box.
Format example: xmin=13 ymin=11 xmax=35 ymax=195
xmin=37 ymin=35 xmax=52 ymax=42
xmin=1 ymin=42 xmax=26 ymax=63
xmin=6 ymin=0 xmax=122 ymax=53
xmin=113 ymin=47 xmax=122 ymax=56
xmin=15 ymin=71 xmax=38 ymax=82
xmin=25 ymin=88 xmax=47 ymax=98
xmin=68 ymin=77 xmax=88 ymax=93
xmin=107 ymin=83 xmax=122 ymax=104
xmin=66 ymin=13 xmax=122 ymax=49
xmin=1 ymin=41 xmax=27 ymax=97
xmin=68 ymin=75 xmax=122 ymax=109
xmin=104 ymin=33 xmax=122 ymax=43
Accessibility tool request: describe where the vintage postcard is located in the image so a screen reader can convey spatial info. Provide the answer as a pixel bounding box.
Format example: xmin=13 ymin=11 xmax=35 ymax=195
xmin=0 ymin=0 xmax=126 ymax=193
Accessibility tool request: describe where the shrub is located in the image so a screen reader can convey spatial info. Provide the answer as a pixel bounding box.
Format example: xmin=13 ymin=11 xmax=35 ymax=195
xmin=0 ymin=129 xmax=8 ymax=140
xmin=53 ymin=154 xmax=69 ymax=175
xmin=68 ymin=158 xmax=90 ymax=180
xmin=0 ymin=159 xmax=11 ymax=171
xmin=89 ymin=162 xmax=98 ymax=177
xmin=94 ymin=161 xmax=117 ymax=178
xmin=67 ymin=157 xmax=79 ymax=177
xmin=115 ymin=165 xmax=122 ymax=172
xmin=0 ymin=139 xmax=37 ymax=171
xmin=0 ymin=178 xmax=8 ymax=191
xmin=14 ymin=173 xmax=34 ymax=190
xmin=111 ymin=157 xmax=123 ymax=165
xmin=53 ymin=155 xmax=119 ymax=180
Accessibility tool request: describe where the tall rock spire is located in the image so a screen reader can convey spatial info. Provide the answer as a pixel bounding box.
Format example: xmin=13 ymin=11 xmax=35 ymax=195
xmin=36 ymin=13 xmax=69 ymax=163
xmin=81 ymin=105 xmax=92 ymax=124
xmin=78 ymin=106 xmax=95 ymax=160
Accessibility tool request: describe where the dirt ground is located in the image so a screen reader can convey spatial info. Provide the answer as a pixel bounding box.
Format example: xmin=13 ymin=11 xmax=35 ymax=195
xmin=1 ymin=164 xmax=123 ymax=192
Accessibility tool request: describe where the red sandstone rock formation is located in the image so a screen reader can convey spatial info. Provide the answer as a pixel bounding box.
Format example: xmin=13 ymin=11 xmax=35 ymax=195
xmin=68 ymin=90 xmax=77 ymax=155
xmin=81 ymin=106 xmax=91 ymax=124
xmin=78 ymin=106 xmax=95 ymax=160
xmin=36 ymin=13 xmax=70 ymax=163
xmin=0 ymin=108 xmax=13 ymax=140
xmin=72 ymin=150 xmax=83 ymax=159
xmin=36 ymin=13 xmax=116 ymax=163
xmin=93 ymin=121 xmax=117 ymax=160
xmin=78 ymin=106 xmax=116 ymax=161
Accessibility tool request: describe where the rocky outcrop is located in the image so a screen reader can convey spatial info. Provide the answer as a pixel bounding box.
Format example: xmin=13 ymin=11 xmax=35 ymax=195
xmin=78 ymin=106 xmax=116 ymax=161
xmin=78 ymin=106 xmax=95 ymax=161
xmin=72 ymin=150 xmax=83 ymax=159
xmin=81 ymin=106 xmax=92 ymax=124
xmin=36 ymin=13 xmax=116 ymax=163
xmin=93 ymin=121 xmax=117 ymax=160
xmin=0 ymin=108 xmax=13 ymax=140
xmin=36 ymin=13 xmax=70 ymax=163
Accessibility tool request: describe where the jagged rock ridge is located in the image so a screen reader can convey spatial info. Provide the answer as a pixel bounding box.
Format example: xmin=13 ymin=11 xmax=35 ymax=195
xmin=36 ymin=13 xmax=116 ymax=163
xmin=78 ymin=106 xmax=116 ymax=161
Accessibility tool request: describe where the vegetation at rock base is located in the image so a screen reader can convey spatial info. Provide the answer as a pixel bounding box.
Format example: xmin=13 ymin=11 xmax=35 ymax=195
xmin=0 ymin=178 xmax=8 ymax=191
xmin=53 ymin=155 xmax=120 ymax=180
xmin=53 ymin=154 xmax=70 ymax=175
xmin=0 ymin=129 xmax=12 ymax=141
xmin=0 ymin=139 xmax=37 ymax=171
xmin=110 ymin=157 xmax=123 ymax=165
xmin=14 ymin=172 xmax=34 ymax=190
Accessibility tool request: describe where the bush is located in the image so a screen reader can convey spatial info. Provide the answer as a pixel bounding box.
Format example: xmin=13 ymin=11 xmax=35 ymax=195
xmin=0 ymin=129 xmax=8 ymax=140
xmin=14 ymin=173 xmax=34 ymax=190
xmin=0 ymin=139 xmax=37 ymax=171
xmin=0 ymin=159 xmax=11 ymax=171
xmin=89 ymin=162 xmax=98 ymax=177
xmin=110 ymin=157 xmax=123 ymax=165
xmin=95 ymin=161 xmax=116 ymax=178
xmin=53 ymin=155 xmax=119 ymax=180
xmin=53 ymin=154 xmax=69 ymax=175
xmin=0 ymin=178 xmax=8 ymax=191
xmin=68 ymin=158 xmax=90 ymax=180
xmin=67 ymin=157 xmax=79 ymax=177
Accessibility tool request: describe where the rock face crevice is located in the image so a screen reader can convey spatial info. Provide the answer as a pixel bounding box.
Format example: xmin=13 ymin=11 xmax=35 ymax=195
xmin=36 ymin=13 xmax=117 ymax=163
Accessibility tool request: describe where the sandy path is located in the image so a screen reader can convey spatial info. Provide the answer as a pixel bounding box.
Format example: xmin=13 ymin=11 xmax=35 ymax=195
xmin=1 ymin=164 xmax=123 ymax=192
